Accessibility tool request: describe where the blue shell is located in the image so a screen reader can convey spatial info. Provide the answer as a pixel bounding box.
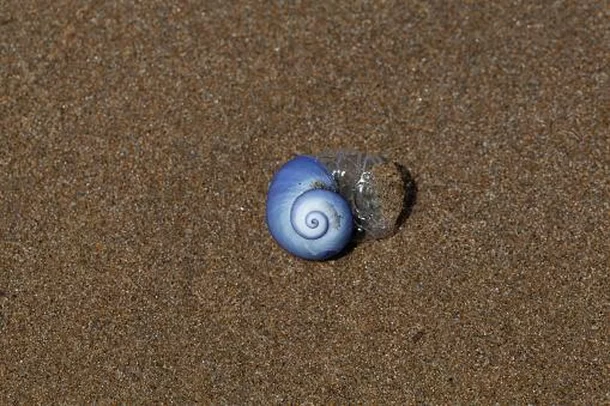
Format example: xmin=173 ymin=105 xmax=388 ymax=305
xmin=266 ymin=155 xmax=354 ymax=260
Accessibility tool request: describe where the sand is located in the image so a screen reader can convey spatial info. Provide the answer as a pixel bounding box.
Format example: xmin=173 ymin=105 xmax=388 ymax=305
xmin=1 ymin=1 xmax=608 ymax=403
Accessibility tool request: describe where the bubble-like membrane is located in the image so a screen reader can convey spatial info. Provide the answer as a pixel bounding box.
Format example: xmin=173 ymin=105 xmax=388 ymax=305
xmin=315 ymin=150 xmax=407 ymax=241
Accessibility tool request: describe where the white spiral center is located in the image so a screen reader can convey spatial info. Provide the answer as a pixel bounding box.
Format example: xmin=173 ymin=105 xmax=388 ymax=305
xmin=291 ymin=190 xmax=335 ymax=240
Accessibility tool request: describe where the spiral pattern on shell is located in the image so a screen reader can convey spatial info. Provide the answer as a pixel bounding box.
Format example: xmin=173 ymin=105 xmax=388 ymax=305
xmin=265 ymin=156 xmax=354 ymax=260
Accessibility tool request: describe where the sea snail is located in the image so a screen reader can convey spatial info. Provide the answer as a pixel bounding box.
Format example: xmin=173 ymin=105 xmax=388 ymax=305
xmin=266 ymin=151 xmax=409 ymax=260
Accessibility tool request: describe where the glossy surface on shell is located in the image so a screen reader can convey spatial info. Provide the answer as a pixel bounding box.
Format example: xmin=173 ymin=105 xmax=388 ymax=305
xmin=266 ymin=156 xmax=354 ymax=260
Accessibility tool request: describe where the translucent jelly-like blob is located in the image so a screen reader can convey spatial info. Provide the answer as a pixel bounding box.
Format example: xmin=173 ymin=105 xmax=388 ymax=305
xmin=315 ymin=150 xmax=409 ymax=241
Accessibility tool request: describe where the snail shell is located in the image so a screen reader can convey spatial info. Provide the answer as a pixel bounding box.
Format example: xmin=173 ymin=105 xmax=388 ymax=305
xmin=265 ymin=155 xmax=354 ymax=260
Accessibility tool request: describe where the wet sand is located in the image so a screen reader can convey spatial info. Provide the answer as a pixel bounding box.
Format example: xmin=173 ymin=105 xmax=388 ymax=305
xmin=1 ymin=1 xmax=608 ymax=403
